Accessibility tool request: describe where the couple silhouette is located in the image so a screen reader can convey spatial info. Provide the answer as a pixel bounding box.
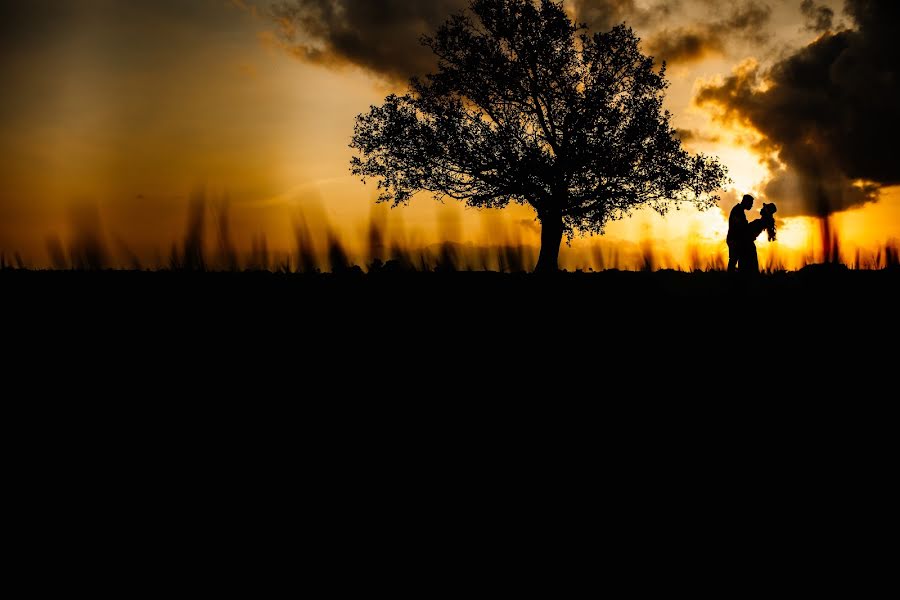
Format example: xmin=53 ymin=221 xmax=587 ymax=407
xmin=727 ymin=194 xmax=777 ymax=274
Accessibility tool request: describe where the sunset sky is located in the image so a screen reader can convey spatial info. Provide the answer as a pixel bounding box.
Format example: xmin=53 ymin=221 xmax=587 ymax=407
xmin=1 ymin=0 xmax=897 ymax=269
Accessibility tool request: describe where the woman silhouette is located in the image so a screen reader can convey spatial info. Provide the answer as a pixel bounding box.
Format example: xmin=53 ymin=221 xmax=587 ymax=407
xmin=742 ymin=203 xmax=777 ymax=273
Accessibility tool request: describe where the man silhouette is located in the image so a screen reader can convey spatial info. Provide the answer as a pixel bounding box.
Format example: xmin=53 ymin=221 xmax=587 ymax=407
xmin=727 ymin=194 xmax=754 ymax=273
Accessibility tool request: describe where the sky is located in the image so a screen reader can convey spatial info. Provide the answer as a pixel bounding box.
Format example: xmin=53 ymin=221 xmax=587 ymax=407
xmin=0 ymin=0 xmax=897 ymax=269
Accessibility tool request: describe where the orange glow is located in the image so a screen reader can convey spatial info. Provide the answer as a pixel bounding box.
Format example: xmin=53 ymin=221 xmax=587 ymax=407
xmin=10 ymin=193 xmax=894 ymax=273
xmin=0 ymin=2 xmax=896 ymax=272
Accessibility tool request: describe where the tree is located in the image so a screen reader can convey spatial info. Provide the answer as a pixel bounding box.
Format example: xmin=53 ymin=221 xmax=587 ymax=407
xmin=350 ymin=0 xmax=728 ymax=272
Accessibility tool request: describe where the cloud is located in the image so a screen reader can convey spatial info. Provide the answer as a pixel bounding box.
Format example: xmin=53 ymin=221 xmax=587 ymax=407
xmin=800 ymin=0 xmax=834 ymax=33
xmin=568 ymin=0 xmax=681 ymax=30
xmin=270 ymin=0 xmax=695 ymax=79
xmin=645 ymin=1 xmax=772 ymax=65
xmin=646 ymin=26 xmax=725 ymax=64
xmin=720 ymin=0 xmax=771 ymax=38
xmin=270 ymin=0 xmax=469 ymax=81
xmin=675 ymin=128 xmax=721 ymax=144
xmin=695 ymin=0 xmax=900 ymax=217
xmin=266 ymin=0 xmax=774 ymax=77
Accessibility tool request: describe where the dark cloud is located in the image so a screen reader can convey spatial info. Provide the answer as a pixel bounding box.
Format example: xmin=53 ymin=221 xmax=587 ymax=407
xmin=271 ymin=0 xmax=693 ymax=79
xmin=800 ymin=0 xmax=834 ymax=32
xmin=646 ymin=27 xmax=725 ymax=63
xmin=722 ymin=1 xmax=772 ymax=41
xmin=645 ymin=2 xmax=772 ymax=65
xmin=270 ymin=0 xmax=469 ymax=81
xmin=271 ymin=0 xmax=775 ymax=76
xmin=695 ymin=0 xmax=900 ymax=217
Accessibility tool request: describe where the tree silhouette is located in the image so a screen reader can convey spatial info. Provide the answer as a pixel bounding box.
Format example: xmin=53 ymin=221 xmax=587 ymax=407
xmin=350 ymin=0 xmax=728 ymax=272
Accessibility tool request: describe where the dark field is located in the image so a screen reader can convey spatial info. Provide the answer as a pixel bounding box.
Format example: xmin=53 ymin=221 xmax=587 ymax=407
xmin=4 ymin=266 xmax=897 ymax=338
xmin=3 ymin=267 xmax=896 ymax=469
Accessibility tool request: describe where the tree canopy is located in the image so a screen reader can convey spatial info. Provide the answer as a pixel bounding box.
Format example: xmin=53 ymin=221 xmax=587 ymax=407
xmin=350 ymin=0 xmax=728 ymax=271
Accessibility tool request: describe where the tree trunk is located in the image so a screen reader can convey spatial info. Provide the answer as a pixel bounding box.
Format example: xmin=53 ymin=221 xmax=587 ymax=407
xmin=535 ymin=211 xmax=563 ymax=273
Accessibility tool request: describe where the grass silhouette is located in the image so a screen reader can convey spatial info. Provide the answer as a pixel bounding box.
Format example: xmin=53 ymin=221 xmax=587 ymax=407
xmin=2 ymin=190 xmax=897 ymax=274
